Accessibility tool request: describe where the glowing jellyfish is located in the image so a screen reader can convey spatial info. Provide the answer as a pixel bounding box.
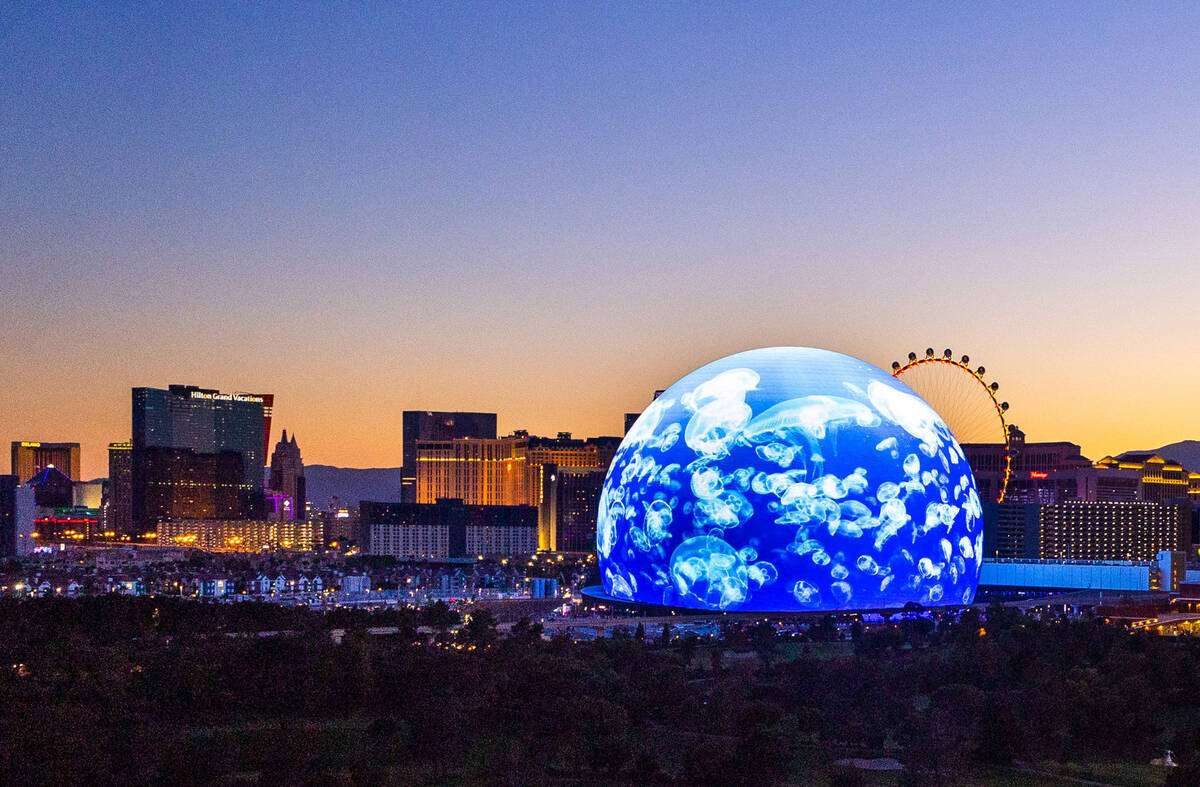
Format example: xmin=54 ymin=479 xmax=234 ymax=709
xmin=669 ymin=535 xmax=749 ymax=610
xmin=597 ymin=347 xmax=981 ymax=611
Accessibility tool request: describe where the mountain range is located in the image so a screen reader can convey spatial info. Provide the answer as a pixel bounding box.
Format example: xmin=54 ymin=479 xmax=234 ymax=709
xmin=289 ymin=443 xmax=1200 ymax=510
xmin=297 ymin=465 xmax=403 ymax=509
xmin=1150 ymin=441 xmax=1200 ymax=473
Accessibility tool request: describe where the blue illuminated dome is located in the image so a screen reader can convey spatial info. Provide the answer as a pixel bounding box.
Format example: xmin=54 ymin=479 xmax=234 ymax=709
xmin=598 ymin=347 xmax=983 ymax=612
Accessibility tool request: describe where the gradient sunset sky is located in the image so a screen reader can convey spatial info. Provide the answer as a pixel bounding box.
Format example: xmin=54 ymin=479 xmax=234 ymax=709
xmin=5 ymin=3 xmax=1200 ymax=479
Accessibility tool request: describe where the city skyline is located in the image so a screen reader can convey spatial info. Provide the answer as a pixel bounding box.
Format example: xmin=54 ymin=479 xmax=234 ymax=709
xmin=5 ymin=338 xmax=1198 ymax=482
xmin=7 ymin=4 xmax=1200 ymax=477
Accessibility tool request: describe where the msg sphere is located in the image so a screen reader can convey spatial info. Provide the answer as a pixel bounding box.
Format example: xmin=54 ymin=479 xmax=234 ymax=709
xmin=597 ymin=347 xmax=983 ymax=612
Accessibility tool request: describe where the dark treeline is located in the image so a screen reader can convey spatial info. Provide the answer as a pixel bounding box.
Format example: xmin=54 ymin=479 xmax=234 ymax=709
xmin=2 ymin=598 xmax=1200 ymax=785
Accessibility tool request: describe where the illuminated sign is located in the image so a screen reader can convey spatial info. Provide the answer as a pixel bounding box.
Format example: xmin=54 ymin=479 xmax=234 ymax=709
xmin=1030 ymin=471 xmax=1049 ymax=479
xmin=189 ymin=391 xmax=264 ymax=404
xmin=19 ymin=441 xmax=41 ymax=448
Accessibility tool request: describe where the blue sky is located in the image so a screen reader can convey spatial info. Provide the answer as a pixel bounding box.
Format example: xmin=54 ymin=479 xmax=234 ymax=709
xmin=4 ymin=3 xmax=1200 ymax=475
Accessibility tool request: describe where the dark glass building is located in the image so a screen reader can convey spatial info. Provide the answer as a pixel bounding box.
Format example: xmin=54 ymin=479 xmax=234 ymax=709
xmin=0 ymin=475 xmax=16 ymax=558
xmin=400 ymin=411 xmax=497 ymax=502
xmin=540 ymin=464 xmax=606 ymax=553
xmin=141 ymin=447 xmax=251 ymax=521
xmin=981 ymin=502 xmax=1041 ymax=559
xmin=106 ymin=442 xmax=133 ymax=536
xmin=131 ymin=385 xmax=266 ymax=534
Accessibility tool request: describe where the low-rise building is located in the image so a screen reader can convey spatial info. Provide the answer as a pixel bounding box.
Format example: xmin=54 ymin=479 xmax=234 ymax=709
xmin=158 ymin=518 xmax=325 ymax=552
xmin=363 ymin=498 xmax=537 ymax=559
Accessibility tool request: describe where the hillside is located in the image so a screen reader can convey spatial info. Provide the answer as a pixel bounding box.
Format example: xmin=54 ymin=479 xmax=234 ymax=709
xmin=300 ymin=465 xmax=403 ymax=509
xmin=1153 ymin=440 xmax=1200 ymax=472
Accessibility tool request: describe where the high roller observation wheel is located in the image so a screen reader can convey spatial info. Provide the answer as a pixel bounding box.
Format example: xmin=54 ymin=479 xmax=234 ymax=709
xmin=890 ymin=347 xmax=1013 ymax=502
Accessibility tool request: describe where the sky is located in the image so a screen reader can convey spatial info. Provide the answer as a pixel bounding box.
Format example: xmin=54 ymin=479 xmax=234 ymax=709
xmin=4 ymin=3 xmax=1200 ymax=479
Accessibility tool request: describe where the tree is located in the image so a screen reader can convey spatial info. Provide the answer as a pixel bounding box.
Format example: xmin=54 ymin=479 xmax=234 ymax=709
xmin=509 ymin=616 xmax=544 ymax=646
xmin=461 ymin=608 xmax=497 ymax=648
xmin=749 ymin=622 xmax=778 ymax=667
xmin=421 ymin=600 xmax=460 ymax=631
xmin=679 ymin=633 xmax=699 ymax=668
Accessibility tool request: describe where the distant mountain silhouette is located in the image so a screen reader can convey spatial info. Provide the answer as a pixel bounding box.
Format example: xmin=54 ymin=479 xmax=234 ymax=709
xmin=1151 ymin=440 xmax=1200 ymax=472
xmin=299 ymin=465 xmax=403 ymax=509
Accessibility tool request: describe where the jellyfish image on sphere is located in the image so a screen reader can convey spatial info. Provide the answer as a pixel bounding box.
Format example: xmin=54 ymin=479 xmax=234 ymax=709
xmin=597 ymin=347 xmax=983 ymax=612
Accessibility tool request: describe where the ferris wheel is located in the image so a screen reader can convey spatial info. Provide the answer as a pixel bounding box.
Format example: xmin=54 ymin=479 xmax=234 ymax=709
xmin=891 ymin=348 xmax=1013 ymax=502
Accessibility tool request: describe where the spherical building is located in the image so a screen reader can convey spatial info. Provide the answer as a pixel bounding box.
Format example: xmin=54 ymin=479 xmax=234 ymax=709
xmin=598 ymin=347 xmax=983 ymax=612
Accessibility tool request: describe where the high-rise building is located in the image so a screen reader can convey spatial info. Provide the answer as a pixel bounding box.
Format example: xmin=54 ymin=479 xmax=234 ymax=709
xmin=416 ymin=432 xmax=620 ymax=550
xmin=0 ymin=476 xmax=36 ymax=558
xmin=1038 ymin=500 xmax=1190 ymax=561
xmin=11 ymin=441 xmax=80 ymax=483
xmin=362 ymin=498 xmax=537 ymax=560
xmin=73 ymin=480 xmax=104 ymax=509
xmin=981 ymin=502 xmax=1041 ymax=559
xmin=526 ymin=434 xmax=610 ymax=522
xmin=238 ymin=392 xmax=274 ymax=464
xmin=131 ymin=385 xmax=267 ymax=533
xmin=401 ymin=411 xmax=497 ymax=502
xmin=984 ymin=500 xmax=1192 ymax=561
xmin=540 ymin=464 xmax=606 ymax=553
xmin=0 ymin=475 xmax=17 ymax=558
xmin=268 ymin=430 xmax=306 ymax=520
xmin=141 ymin=447 xmax=251 ymax=522
xmin=106 ymin=442 xmax=132 ymax=536
xmin=416 ymin=435 xmax=529 ymax=506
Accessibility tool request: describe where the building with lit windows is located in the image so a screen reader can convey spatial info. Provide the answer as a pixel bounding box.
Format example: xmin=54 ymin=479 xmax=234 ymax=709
xmin=538 ymin=464 xmax=606 ymax=553
xmin=240 ymin=392 xmax=274 ymax=463
xmin=1094 ymin=452 xmax=1200 ymax=503
xmin=416 ymin=434 xmax=529 ymax=506
xmin=1074 ymin=467 xmax=1142 ymax=502
xmin=416 ymin=432 xmax=620 ymax=550
xmin=981 ymin=502 xmax=1041 ymax=559
xmin=157 ymin=517 xmax=324 ymax=552
xmin=526 ymin=434 xmax=616 ymax=547
xmin=106 ymin=442 xmax=132 ymax=535
xmin=139 ymin=447 xmax=252 ymax=522
xmin=984 ymin=499 xmax=1193 ymax=562
xmin=0 ymin=479 xmax=36 ymax=557
xmin=1039 ymin=500 xmax=1190 ymax=561
xmin=401 ymin=411 xmax=497 ymax=502
xmin=362 ymin=498 xmax=537 ymax=559
xmin=131 ymin=385 xmax=267 ymax=533
xmin=11 ymin=441 xmax=80 ymax=484
xmin=965 ymin=429 xmax=1164 ymax=505
xmin=33 ymin=507 xmax=102 ymax=543
xmin=963 ymin=429 xmax=1094 ymax=503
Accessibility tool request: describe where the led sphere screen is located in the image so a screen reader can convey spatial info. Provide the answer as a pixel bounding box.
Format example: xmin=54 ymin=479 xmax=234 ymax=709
xmin=598 ymin=347 xmax=983 ymax=612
